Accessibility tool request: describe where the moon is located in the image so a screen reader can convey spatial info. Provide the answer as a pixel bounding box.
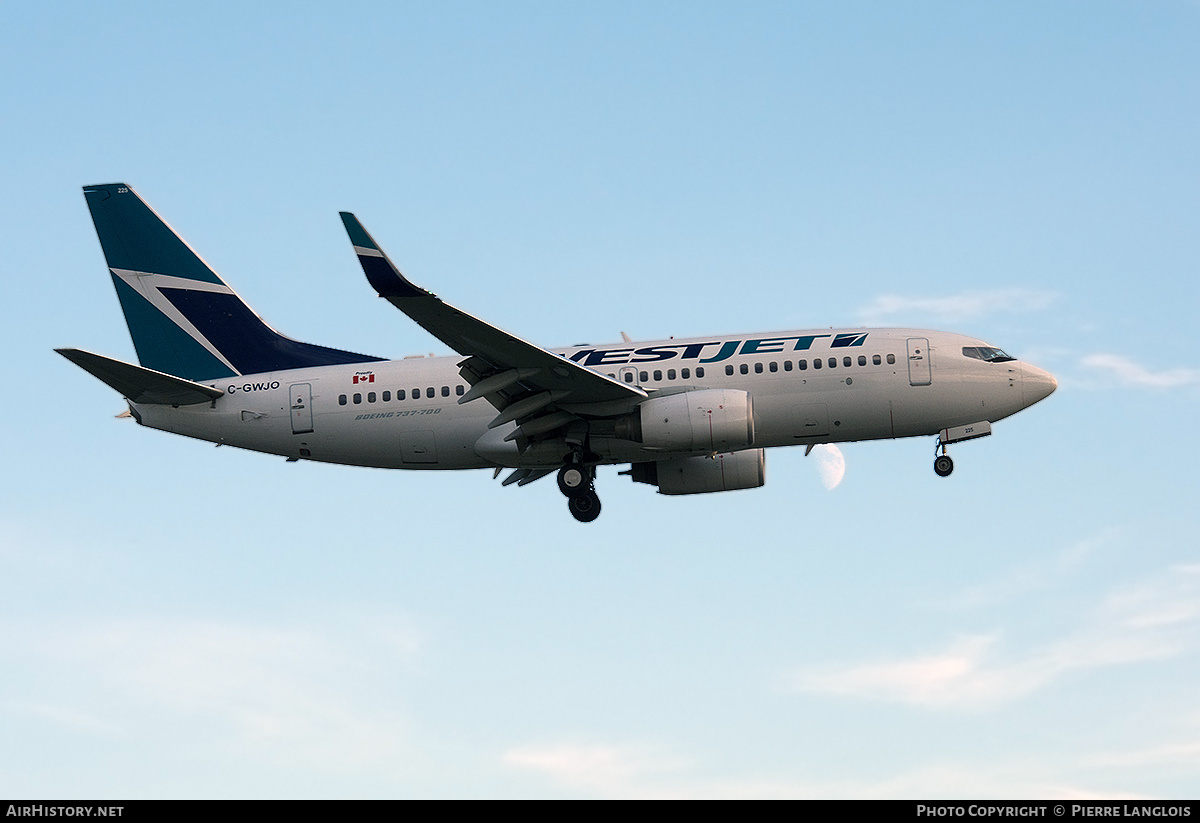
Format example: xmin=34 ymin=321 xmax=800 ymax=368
xmin=812 ymin=444 xmax=846 ymax=490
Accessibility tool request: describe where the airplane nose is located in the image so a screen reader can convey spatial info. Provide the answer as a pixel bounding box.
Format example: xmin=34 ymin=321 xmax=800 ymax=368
xmin=1022 ymin=363 xmax=1057 ymax=407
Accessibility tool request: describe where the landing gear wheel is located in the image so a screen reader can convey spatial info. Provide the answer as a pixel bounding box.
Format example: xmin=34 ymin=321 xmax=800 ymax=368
xmin=934 ymin=454 xmax=954 ymax=477
xmin=558 ymin=465 xmax=588 ymax=497
xmin=568 ymin=489 xmax=602 ymax=522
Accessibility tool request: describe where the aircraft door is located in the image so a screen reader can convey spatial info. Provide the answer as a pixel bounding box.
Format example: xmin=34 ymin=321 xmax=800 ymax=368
xmin=618 ymin=366 xmax=641 ymax=387
xmin=289 ymin=382 xmax=314 ymax=434
xmin=907 ymin=338 xmax=931 ymax=386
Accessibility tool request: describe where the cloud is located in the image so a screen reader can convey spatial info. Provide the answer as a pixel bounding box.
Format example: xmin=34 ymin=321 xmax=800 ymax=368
xmin=937 ymin=530 xmax=1116 ymax=610
xmin=793 ymin=634 xmax=1027 ymax=707
xmin=1 ymin=701 xmax=124 ymax=736
xmin=503 ymin=743 xmax=688 ymax=796
xmin=503 ymin=741 xmax=839 ymax=798
xmin=1089 ymin=741 xmax=1200 ymax=770
xmin=3 ymin=614 xmax=420 ymax=773
xmin=1081 ymin=354 xmax=1200 ymax=389
xmin=790 ymin=565 xmax=1200 ymax=709
xmin=502 ymin=740 xmax=1145 ymax=799
xmin=856 ymin=289 xmax=1055 ymax=325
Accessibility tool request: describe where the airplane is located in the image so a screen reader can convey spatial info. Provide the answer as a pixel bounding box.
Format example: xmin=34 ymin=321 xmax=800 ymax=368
xmin=58 ymin=183 xmax=1057 ymax=522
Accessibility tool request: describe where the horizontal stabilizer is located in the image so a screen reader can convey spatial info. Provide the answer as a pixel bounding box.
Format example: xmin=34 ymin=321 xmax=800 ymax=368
xmin=56 ymin=348 xmax=224 ymax=406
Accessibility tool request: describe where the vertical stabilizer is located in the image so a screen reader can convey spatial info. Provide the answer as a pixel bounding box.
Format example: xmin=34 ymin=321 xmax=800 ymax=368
xmin=83 ymin=184 xmax=383 ymax=381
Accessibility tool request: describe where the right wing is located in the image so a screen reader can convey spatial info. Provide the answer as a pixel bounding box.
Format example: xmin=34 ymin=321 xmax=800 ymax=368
xmin=340 ymin=213 xmax=646 ymax=444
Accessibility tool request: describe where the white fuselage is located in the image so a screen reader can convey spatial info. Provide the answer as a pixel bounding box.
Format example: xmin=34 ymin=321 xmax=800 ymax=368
xmin=130 ymin=327 xmax=1055 ymax=471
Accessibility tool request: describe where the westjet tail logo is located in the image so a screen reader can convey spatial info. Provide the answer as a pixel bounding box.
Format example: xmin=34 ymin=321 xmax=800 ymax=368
xmin=353 ymin=372 xmax=375 ymax=384
xmin=567 ymin=333 xmax=867 ymax=367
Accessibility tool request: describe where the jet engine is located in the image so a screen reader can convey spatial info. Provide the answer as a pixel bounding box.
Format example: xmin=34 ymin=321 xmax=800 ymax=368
xmin=614 ymin=389 xmax=754 ymax=452
xmin=627 ymin=449 xmax=766 ymax=495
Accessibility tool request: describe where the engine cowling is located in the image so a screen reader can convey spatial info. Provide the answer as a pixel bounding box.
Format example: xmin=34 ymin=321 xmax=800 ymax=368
xmin=616 ymin=389 xmax=754 ymax=452
xmin=628 ymin=449 xmax=766 ymax=495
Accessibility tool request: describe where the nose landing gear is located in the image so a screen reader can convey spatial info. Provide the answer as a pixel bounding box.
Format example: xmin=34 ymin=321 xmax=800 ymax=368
xmin=934 ymin=453 xmax=954 ymax=477
xmin=933 ymin=437 xmax=954 ymax=477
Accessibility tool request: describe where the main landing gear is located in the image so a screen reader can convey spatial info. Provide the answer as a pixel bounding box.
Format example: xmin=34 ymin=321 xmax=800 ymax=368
xmin=933 ymin=437 xmax=954 ymax=477
xmin=558 ymin=458 xmax=601 ymax=522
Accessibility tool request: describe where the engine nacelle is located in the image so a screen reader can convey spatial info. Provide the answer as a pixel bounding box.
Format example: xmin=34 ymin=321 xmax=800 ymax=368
xmin=616 ymin=389 xmax=754 ymax=452
xmin=628 ymin=449 xmax=766 ymax=495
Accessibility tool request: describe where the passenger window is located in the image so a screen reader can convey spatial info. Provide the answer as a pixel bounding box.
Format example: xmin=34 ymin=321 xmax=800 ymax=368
xmin=769 ymin=361 xmax=778 ymax=373
xmin=754 ymin=362 xmax=763 ymax=374
xmin=828 ymin=358 xmax=837 ymax=368
xmin=813 ymin=359 xmax=821 ymax=370
xmin=783 ymin=360 xmax=792 ymax=372
xmin=725 ymin=365 xmax=734 ymax=376
xmin=383 ymin=391 xmax=391 ymax=402
xmin=873 ymin=354 xmax=881 ymax=365
xmin=843 ymin=357 xmax=851 ymax=368
xmin=887 ymin=354 xmax=896 ymax=365
xmin=456 ymin=385 xmax=464 ymax=396
xmin=799 ymin=360 xmax=808 ymax=371
xmin=857 ymin=356 xmax=866 ymax=367
xmin=696 ymin=367 xmax=705 ymax=378
xmin=339 ymin=394 xmax=347 ymax=406
xmin=667 ymin=369 xmax=676 ymax=380
xmin=412 ymin=388 xmax=420 ymax=399
xmin=426 ymin=387 xmax=435 ymax=398
xmin=653 ymin=370 xmax=662 ymax=381
xmin=441 ymin=386 xmax=450 ymax=397
xmin=624 ymin=372 xmax=634 ymax=383
xmin=368 ymin=391 xmax=377 ymax=403
xmin=681 ymin=368 xmax=690 ymax=379
xmin=740 ymin=363 xmax=749 ymax=375
xmin=639 ymin=371 xmax=649 ymax=382
xmin=398 ymin=389 xmax=406 ymax=400
xmin=353 ymin=393 xmax=362 ymax=404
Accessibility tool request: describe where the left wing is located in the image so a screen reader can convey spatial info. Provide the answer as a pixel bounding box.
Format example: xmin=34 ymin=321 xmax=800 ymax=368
xmin=340 ymin=213 xmax=646 ymax=444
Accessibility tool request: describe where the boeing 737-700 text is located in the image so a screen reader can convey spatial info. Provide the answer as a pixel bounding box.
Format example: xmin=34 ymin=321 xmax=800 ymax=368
xmin=59 ymin=184 xmax=1057 ymax=522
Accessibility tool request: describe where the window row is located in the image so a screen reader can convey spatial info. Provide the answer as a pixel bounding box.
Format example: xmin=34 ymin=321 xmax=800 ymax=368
xmin=724 ymin=353 xmax=896 ymax=376
xmin=334 ymin=352 xmax=899 ymax=405
xmin=338 ymin=385 xmax=466 ymax=406
xmin=617 ymin=366 xmax=707 ymax=384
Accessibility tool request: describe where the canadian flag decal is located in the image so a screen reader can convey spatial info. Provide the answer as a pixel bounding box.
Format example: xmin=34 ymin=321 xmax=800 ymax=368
xmin=353 ymin=372 xmax=375 ymax=384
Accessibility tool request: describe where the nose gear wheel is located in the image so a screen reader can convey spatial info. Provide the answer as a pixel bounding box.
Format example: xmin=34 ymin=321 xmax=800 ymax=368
xmin=933 ymin=437 xmax=954 ymax=477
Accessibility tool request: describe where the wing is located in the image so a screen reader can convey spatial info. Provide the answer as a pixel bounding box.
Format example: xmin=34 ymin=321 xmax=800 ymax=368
xmin=340 ymin=213 xmax=646 ymax=445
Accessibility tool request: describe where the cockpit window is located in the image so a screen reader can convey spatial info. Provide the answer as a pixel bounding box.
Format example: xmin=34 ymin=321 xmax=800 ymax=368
xmin=962 ymin=346 xmax=1016 ymax=363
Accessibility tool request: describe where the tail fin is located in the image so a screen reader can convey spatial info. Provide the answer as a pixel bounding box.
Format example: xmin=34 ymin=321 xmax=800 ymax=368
xmin=83 ymin=184 xmax=384 ymax=381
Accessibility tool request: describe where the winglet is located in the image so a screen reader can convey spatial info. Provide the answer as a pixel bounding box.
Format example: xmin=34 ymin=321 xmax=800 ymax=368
xmin=339 ymin=213 xmax=429 ymax=299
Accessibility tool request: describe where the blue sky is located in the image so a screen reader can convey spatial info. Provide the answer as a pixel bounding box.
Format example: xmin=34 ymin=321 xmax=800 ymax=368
xmin=2 ymin=1 xmax=1199 ymax=798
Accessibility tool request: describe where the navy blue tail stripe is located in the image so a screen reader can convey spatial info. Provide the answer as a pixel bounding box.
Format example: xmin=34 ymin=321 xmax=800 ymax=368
xmin=162 ymin=289 xmax=385 ymax=375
